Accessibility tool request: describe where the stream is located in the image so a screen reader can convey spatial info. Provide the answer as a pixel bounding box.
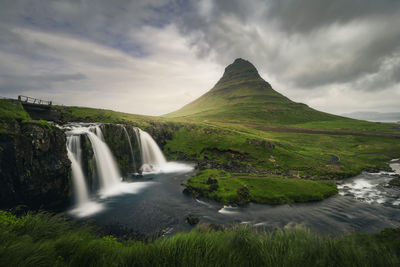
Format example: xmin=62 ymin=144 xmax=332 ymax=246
xmin=84 ymin=160 xmax=400 ymax=237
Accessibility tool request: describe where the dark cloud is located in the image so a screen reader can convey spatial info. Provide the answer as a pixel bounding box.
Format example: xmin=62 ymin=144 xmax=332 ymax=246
xmin=0 ymin=0 xmax=399 ymax=114
xmin=0 ymin=0 xmax=177 ymax=53
xmin=178 ymin=0 xmax=400 ymax=92
xmin=266 ymin=0 xmax=400 ymax=33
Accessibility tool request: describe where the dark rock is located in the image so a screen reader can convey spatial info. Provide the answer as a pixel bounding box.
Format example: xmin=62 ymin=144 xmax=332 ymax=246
xmin=0 ymin=121 xmax=71 ymax=210
xmin=182 ymin=188 xmax=192 ymax=195
xmin=206 ymin=177 xmax=218 ymax=184
xmin=329 ymin=155 xmax=340 ymax=165
xmin=389 ymin=177 xmax=400 ymax=187
xmin=186 ymin=215 xmax=200 ymax=225
xmin=236 ymin=184 xmax=250 ymax=205
xmin=209 ymin=183 xmax=219 ymax=192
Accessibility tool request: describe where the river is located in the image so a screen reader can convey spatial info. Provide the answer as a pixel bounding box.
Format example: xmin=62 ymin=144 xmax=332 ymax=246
xmin=81 ymin=160 xmax=400 ymax=237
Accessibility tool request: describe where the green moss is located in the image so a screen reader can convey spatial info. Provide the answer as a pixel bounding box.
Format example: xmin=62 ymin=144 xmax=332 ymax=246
xmin=186 ymin=169 xmax=338 ymax=205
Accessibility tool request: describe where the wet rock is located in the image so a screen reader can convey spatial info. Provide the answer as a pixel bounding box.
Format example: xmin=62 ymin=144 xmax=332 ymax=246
xmin=186 ymin=215 xmax=200 ymax=225
xmin=389 ymin=177 xmax=400 ymax=187
xmin=182 ymin=188 xmax=192 ymax=195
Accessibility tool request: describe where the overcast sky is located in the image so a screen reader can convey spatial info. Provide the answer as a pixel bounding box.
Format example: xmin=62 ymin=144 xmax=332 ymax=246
xmin=1 ymin=0 xmax=399 ymax=116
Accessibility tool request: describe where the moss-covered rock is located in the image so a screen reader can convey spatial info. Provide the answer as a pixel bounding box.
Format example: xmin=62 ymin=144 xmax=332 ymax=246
xmin=0 ymin=120 xmax=71 ymax=210
xmin=101 ymin=124 xmax=141 ymax=176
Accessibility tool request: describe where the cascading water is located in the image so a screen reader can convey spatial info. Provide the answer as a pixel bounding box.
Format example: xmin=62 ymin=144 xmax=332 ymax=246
xmin=136 ymin=128 xmax=193 ymax=173
xmin=66 ymin=132 xmax=103 ymax=217
xmin=85 ymin=130 xmax=122 ymax=191
xmin=63 ymin=123 xmax=192 ymax=218
xmin=93 ymin=125 xmax=105 ymax=141
xmin=66 ymin=135 xmax=90 ymax=205
xmin=122 ymin=126 xmax=137 ymax=173
xmin=138 ymin=128 xmax=167 ymax=172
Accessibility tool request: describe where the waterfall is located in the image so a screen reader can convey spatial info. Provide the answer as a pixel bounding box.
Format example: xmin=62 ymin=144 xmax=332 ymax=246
xmin=62 ymin=122 xmax=192 ymax=217
xmin=85 ymin=130 xmax=122 ymax=191
xmin=66 ymin=124 xmax=122 ymax=194
xmin=138 ymin=128 xmax=167 ymax=172
xmin=122 ymin=126 xmax=137 ymax=172
xmin=92 ymin=125 xmax=104 ymax=141
xmin=66 ymin=133 xmax=103 ymax=218
xmin=66 ymin=135 xmax=90 ymax=205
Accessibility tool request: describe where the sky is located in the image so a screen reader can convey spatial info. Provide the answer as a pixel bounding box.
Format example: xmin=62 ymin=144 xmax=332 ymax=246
xmin=1 ymin=0 xmax=400 ymax=116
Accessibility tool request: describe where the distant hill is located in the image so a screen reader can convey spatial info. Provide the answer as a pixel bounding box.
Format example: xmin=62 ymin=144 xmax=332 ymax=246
xmin=165 ymin=58 xmax=344 ymax=125
xmin=341 ymin=112 xmax=400 ymax=123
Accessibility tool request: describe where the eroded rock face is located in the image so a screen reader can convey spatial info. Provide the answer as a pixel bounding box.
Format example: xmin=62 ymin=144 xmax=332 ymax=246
xmin=0 ymin=121 xmax=71 ymax=210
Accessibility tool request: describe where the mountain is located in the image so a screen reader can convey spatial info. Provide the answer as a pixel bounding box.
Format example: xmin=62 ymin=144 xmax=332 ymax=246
xmin=342 ymin=111 xmax=400 ymax=123
xmin=165 ymin=58 xmax=340 ymax=125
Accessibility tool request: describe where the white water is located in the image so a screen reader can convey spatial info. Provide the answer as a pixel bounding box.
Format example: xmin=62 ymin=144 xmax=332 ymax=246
xmin=66 ymin=134 xmax=103 ymax=217
xmin=85 ymin=130 xmax=122 ymax=192
xmin=138 ymin=129 xmax=167 ymax=172
xmin=218 ymin=205 xmax=240 ymax=215
xmin=64 ymin=123 xmax=193 ymax=218
xmin=338 ymin=160 xmax=400 ymax=206
xmin=138 ymin=128 xmax=193 ymax=173
xmin=93 ymin=125 xmax=105 ymax=141
xmin=67 ymin=136 xmax=89 ymax=205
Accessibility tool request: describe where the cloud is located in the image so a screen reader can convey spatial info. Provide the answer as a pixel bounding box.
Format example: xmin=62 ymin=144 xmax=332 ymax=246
xmin=0 ymin=25 xmax=220 ymax=115
xmin=176 ymin=0 xmax=400 ymax=113
xmin=0 ymin=0 xmax=399 ymax=115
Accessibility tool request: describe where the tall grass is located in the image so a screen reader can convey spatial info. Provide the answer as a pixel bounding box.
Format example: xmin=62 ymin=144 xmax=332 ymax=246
xmin=0 ymin=211 xmax=398 ymax=266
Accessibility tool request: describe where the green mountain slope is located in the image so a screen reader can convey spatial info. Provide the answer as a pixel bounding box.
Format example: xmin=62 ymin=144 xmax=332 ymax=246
xmin=165 ymin=58 xmax=341 ymax=125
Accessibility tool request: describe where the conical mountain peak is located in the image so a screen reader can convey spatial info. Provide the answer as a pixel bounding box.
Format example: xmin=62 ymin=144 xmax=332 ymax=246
xmin=165 ymin=58 xmax=336 ymax=125
xmin=217 ymin=58 xmax=261 ymax=85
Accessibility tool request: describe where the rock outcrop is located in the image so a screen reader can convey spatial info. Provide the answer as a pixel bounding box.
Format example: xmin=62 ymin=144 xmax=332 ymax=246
xmin=0 ymin=121 xmax=71 ymax=210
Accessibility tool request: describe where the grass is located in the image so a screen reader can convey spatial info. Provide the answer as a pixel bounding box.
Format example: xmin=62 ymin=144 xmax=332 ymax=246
xmin=185 ymin=169 xmax=338 ymax=204
xmin=0 ymin=99 xmax=30 ymax=121
xmin=164 ymin=124 xmax=400 ymax=179
xmin=0 ymin=210 xmax=399 ymax=267
xmin=53 ymin=105 xmax=163 ymax=128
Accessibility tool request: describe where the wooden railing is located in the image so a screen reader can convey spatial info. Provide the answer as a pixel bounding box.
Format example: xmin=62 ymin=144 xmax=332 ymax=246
xmin=18 ymin=95 xmax=52 ymax=106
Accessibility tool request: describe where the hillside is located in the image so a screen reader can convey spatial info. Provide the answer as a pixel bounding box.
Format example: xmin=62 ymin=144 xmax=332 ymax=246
xmin=165 ymin=58 xmax=343 ymax=125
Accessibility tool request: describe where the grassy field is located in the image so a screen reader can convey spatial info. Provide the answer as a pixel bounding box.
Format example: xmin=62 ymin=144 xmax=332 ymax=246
xmin=185 ymin=169 xmax=338 ymax=204
xmin=164 ymin=123 xmax=400 ymax=178
xmin=0 ymin=210 xmax=399 ymax=267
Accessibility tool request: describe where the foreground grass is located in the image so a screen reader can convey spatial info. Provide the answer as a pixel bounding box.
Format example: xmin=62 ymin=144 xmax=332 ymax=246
xmin=0 ymin=211 xmax=399 ymax=267
xmin=185 ymin=169 xmax=338 ymax=204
